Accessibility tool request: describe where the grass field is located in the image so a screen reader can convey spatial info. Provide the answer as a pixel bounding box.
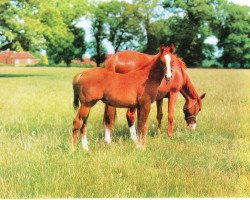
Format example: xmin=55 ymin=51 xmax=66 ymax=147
xmin=0 ymin=66 xmax=249 ymax=198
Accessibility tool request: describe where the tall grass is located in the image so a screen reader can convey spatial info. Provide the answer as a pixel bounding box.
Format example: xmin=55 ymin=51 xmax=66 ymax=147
xmin=0 ymin=67 xmax=249 ymax=198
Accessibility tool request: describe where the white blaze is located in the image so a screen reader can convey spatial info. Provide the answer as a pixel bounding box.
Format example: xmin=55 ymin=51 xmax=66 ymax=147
xmin=104 ymin=126 xmax=112 ymax=144
xmin=81 ymin=134 xmax=89 ymax=151
xmin=164 ymin=54 xmax=172 ymax=79
xmin=129 ymin=124 xmax=137 ymax=143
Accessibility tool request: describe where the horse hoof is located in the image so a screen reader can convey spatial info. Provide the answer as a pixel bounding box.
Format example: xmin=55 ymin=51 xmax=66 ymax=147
xmin=104 ymin=139 xmax=112 ymax=145
xmin=136 ymin=142 xmax=146 ymax=150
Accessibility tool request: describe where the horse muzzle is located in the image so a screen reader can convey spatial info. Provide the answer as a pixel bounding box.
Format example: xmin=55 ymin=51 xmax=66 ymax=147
xmin=165 ymin=74 xmax=172 ymax=82
xmin=188 ymin=123 xmax=196 ymax=130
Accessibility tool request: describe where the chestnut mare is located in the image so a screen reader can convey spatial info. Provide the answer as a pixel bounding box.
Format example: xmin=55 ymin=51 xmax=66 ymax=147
xmin=72 ymin=45 xmax=173 ymax=150
xmin=103 ymin=46 xmax=206 ymax=143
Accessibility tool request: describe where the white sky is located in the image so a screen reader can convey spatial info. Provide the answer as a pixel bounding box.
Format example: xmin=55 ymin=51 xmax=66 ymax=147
xmin=81 ymin=0 xmax=250 ymax=57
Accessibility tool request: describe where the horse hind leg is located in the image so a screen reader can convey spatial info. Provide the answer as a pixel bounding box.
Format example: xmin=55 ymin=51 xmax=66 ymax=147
xmin=103 ymin=104 xmax=116 ymax=144
xmin=72 ymin=105 xmax=91 ymax=150
xmin=126 ymin=107 xmax=137 ymax=142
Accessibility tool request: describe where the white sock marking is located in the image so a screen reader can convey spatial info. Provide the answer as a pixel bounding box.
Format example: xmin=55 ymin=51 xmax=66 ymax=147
xmin=164 ymin=54 xmax=172 ymax=79
xmin=104 ymin=126 xmax=111 ymax=144
xmin=81 ymin=134 xmax=89 ymax=151
xmin=129 ymin=124 xmax=138 ymax=143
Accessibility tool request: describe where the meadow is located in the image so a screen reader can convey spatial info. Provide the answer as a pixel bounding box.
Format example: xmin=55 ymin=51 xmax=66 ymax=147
xmin=0 ymin=66 xmax=249 ymax=198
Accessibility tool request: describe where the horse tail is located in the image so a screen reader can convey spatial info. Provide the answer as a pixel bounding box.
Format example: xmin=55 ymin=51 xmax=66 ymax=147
xmin=72 ymin=73 xmax=82 ymax=110
xmin=73 ymin=84 xmax=80 ymax=110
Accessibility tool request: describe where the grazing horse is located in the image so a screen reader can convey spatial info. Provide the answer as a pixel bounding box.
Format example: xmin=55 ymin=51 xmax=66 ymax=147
xmin=103 ymin=46 xmax=206 ymax=143
xmin=72 ymin=45 xmax=173 ymax=150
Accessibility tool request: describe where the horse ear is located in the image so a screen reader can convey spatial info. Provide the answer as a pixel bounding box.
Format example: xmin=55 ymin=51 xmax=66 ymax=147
xmin=160 ymin=44 xmax=165 ymax=53
xmin=170 ymin=43 xmax=175 ymax=53
xmin=200 ymin=93 xmax=206 ymax=99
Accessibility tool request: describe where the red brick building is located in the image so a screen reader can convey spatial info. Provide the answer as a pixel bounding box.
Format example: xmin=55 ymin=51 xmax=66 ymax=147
xmin=73 ymin=58 xmax=97 ymax=66
xmin=0 ymin=50 xmax=40 ymax=66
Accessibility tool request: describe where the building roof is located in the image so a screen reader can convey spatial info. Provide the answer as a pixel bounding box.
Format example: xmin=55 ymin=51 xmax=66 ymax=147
xmin=73 ymin=58 xmax=96 ymax=66
xmin=0 ymin=50 xmax=36 ymax=60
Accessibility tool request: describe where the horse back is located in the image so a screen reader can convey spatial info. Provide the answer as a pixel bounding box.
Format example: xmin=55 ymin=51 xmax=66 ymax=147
xmin=104 ymin=50 xmax=154 ymax=73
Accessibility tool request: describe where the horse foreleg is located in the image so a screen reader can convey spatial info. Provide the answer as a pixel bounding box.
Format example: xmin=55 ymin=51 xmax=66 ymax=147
xmin=103 ymin=104 xmax=116 ymax=144
xmin=156 ymin=99 xmax=163 ymax=134
xmin=137 ymin=103 xmax=151 ymax=149
xmin=126 ymin=107 xmax=137 ymax=142
xmin=167 ymin=92 xmax=178 ymax=139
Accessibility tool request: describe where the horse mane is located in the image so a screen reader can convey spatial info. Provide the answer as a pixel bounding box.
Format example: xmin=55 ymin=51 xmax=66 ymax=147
xmin=172 ymin=54 xmax=199 ymax=100
xmin=172 ymin=54 xmax=186 ymax=70
xmin=131 ymin=53 xmax=160 ymax=72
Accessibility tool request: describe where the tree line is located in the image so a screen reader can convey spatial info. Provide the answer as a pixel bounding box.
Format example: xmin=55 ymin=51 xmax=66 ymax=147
xmin=0 ymin=0 xmax=249 ymax=68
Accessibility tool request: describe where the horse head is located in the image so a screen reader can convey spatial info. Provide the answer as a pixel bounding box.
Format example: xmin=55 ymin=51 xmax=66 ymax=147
xmin=159 ymin=44 xmax=175 ymax=82
xmin=183 ymin=93 xmax=206 ymax=130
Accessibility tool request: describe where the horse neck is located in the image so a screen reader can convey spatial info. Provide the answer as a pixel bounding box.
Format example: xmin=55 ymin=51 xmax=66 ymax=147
xmin=180 ymin=71 xmax=199 ymax=101
xmin=143 ymin=53 xmax=164 ymax=85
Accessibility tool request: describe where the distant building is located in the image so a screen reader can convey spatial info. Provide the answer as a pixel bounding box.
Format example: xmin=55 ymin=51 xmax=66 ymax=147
xmin=73 ymin=58 xmax=97 ymax=66
xmin=0 ymin=50 xmax=40 ymax=66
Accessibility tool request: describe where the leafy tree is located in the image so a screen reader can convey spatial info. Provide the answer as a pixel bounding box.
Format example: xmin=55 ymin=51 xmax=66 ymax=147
xmin=90 ymin=3 xmax=107 ymax=66
xmin=102 ymin=0 xmax=144 ymax=52
xmin=90 ymin=1 xmax=144 ymax=66
xmin=212 ymin=1 xmax=250 ymax=68
xmin=133 ymin=0 xmax=161 ymax=53
xmin=161 ymin=0 xmax=216 ymax=66
xmin=0 ymin=0 xmax=88 ymax=66
xmin=39 ymin=0 xmax=88 ymax=66
xmin=0 ymin=0 xmax=45 ymax=52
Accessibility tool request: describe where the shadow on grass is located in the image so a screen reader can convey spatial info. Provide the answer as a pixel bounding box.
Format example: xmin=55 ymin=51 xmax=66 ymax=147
xmin=0 ymin=74 xmax=50 ymax=78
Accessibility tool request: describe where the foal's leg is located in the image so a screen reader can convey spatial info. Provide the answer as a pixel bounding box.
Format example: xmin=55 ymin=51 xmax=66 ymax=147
xmin=156 ymin=99 xmax=163 ymax=133
xmin=103 ymin=104 xmax=116 ymax=144
xmin=72 ymin=105 xmax=91 ymax=150
xmin=80 ymin=106 xmax=91 ymax=150
xmin=167 ymin=92 xmax=178 ymax=139
xmin=137 ymin=103 xmax=151 ymax=149
xmin=126 ymin=108 xmax=137 ymax=142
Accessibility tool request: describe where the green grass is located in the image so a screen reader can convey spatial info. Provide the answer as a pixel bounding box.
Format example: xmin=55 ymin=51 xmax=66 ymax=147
xmin=0 ymin=66 xmax=249 ymax=198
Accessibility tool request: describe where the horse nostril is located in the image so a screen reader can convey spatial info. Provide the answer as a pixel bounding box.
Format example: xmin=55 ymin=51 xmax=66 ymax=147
xmin=165 ymin=75 xmax=170 ymax=82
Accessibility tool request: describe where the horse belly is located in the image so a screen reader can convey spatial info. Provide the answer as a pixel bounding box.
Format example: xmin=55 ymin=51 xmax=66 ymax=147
xmin=103 ymin=87 xmax=137 ymax=108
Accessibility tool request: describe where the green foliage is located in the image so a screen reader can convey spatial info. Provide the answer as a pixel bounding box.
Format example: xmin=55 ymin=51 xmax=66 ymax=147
xmin=212 ymin=2 xmax=250 ymax=68
xmin=0 ymin=0 xmax=88 ymax=66
xmin=133 ymin=0 xmax=165 ymax=53
xmin=0 ymin=0 xmax=249 ymax=68
xmin=160 ymin=0 xmax=217 ymax=66
xmin=89 ymin=3 xmax=107 ymax=66
xmin=42 ymin=56 xmax=49 ymax=65
xmin=102 ymin=0 xmax=144 ymax=52
xmin=90 ymin=1 xmax=144 ymax=66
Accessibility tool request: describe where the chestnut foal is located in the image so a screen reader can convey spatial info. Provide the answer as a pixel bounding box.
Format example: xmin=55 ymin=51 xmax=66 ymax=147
xmin=103 ymin=47 xmax=206 ymax=143
xmin=72 ymin=45 xmax=172 ymax=150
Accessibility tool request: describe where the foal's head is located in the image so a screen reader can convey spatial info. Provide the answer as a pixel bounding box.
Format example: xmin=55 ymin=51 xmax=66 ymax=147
xmin=183 ymin=93 xmax=206 ymax=130
xmin=159 ymin=44 xmax=175 ymax=82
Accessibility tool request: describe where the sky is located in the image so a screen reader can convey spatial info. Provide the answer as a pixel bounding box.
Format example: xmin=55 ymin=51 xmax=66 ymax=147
xmin=80 ymin=0 xmax=250 ymax=57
